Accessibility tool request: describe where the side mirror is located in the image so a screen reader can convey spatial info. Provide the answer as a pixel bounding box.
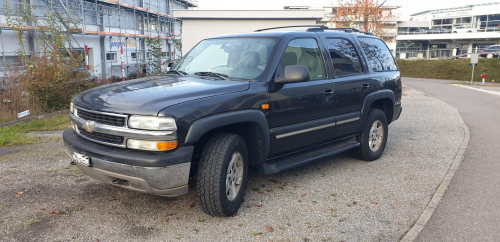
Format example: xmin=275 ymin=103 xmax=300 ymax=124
xmin=168 ymin=62 xmax=177 ymax=68
xmin=276 ymin=65 xmax=310 ymax=84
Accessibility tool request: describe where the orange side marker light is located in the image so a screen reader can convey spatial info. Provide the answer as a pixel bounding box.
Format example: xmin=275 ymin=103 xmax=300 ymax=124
xmin=261 ymin=104 xmax=269 ymax=110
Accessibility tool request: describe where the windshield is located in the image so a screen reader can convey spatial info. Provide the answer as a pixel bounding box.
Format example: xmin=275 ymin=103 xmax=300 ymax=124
xmin=172 ymin=38 xmax=277 ymax=80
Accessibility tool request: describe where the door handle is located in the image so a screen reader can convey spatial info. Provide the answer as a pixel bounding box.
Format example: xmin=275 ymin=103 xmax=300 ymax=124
xmin=323 ymin=88 xmax=333 ymax=98
xmin=362 ymin=83 xmax=370 ymax=90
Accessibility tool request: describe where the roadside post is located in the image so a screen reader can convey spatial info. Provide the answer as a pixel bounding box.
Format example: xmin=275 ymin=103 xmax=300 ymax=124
xmin=470 ymin=53 xmax=479 ymax=84
xmin=121 ymin=46 xmax=125 ymax=81
xmin=85 ymin=45 xmax=89 ymax=70
xmin=482 ymin=73 xmax=487 ymax=85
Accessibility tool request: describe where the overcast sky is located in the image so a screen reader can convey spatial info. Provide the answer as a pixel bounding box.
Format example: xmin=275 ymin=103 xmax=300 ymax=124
xmin=196 ymin=0 xmax=500 ymax=17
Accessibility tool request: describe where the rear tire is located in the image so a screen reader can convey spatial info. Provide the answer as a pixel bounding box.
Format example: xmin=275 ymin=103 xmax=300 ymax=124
xmin=196 ymin=133 xmax=249 ymax=217
xmin=351 ymin=109 xmax=388 ymax=161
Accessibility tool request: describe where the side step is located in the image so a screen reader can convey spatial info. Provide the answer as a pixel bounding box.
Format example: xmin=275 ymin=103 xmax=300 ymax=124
xmin=259 ymin=138 xmax=360 ymax=174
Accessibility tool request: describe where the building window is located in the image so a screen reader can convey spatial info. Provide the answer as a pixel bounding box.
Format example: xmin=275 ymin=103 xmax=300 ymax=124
xmin=472 ymin=43 xmax=495 ymax=50
xmin=442 ymin=19 xmax=452 ymax=25
xmin=456 ymin=17 xmax=471 ymax=24
xmin=131 ymin=52 xmax=144 ymax=60
xmin=430 ymin=44 xmax=447 ymax=49
xmin=106 ymin=53 xmax=117 ymax=61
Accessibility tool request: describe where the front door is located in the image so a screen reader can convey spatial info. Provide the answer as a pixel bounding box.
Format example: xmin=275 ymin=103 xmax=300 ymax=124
xmin=268 ymin=37 xmax=335 ymax=157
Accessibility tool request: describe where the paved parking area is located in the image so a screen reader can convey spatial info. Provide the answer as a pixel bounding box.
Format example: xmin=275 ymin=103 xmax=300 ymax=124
xmin=452 ymin=84 xmax=500 ymax=97
xmin=0 ymin=87 xmax=465 ymax=241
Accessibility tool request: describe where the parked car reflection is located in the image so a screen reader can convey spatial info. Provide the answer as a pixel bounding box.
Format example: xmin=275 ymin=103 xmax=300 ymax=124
xmin=452 ymin=25 xmax=478 ymax=33
xmin=427 ymin=27 xmax=450 ymax=34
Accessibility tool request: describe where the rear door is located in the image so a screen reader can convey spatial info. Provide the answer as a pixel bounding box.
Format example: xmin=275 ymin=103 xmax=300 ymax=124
xmin=320 ymin=35 xmax=372 ymax=138
xmin=268 ymin=37 xmax=335 ymax=156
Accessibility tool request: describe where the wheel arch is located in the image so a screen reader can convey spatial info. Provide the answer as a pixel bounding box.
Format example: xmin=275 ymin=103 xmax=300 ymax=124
xmin=185 ymin=110 xmax=270 ymax=165
xmin=359 ymin=90 xmax=395 ymax=132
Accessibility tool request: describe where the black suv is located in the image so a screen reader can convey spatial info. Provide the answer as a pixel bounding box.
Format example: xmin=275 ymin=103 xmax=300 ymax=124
xmin=63 ymin=26 xmax=402 ymax=217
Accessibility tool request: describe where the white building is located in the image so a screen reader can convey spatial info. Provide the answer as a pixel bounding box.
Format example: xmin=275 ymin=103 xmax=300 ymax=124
xmin=0 ymin=0 xmax=196 ymax=78
xmin=174 ymin=9 xmax=325 ymax=54
xmin=396 ymin=2 xmax=500 ymax=59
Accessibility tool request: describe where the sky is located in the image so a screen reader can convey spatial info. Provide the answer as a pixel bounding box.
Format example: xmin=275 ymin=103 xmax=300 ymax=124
xmin=196 ymin=0 xmax=500 ymax=18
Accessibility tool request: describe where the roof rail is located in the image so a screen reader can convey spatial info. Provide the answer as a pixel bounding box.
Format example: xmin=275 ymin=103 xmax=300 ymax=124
xmin=254 ymin=25 xmax=374 ymax=36
xmin=326 ymin=28 xmax=374 ymax=36
xmin=254 ymin=25 xmax=328 ymax=32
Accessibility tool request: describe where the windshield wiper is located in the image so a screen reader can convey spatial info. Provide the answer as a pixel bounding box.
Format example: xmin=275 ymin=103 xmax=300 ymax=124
xmin=194 ymin=72 xmax=228 ymax=80
xmin=166 ymin=70 xmax=187 ymax=76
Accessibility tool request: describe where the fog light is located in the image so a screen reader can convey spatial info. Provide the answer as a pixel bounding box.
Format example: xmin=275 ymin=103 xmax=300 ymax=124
xmin=127 ymin=139 xmax=178 ymax=151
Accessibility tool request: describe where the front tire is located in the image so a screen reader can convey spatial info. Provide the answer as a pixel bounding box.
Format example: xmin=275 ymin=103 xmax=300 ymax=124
xmin=196 ymin=133 xmax=249 ymax=217
xmin=351 ymin=109 xmax=388 ymax=161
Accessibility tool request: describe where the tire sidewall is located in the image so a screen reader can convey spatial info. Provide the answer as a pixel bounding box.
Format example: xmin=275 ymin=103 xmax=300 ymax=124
xmin=361 ymin=109 xmax=388 ymax=160
xmin=217 ymin=136 xmax=249 ymax=216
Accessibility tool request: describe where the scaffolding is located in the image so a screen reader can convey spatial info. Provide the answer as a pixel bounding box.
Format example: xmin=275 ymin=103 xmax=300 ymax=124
xmin=0 ymin=0 xmax=197 ymax=76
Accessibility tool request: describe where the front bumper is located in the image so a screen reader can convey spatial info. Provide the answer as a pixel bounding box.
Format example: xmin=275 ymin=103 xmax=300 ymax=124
xmin=394 ymin=104 xmax=402 ymax=122
xmin=63 ymin=129 xmax=194 ymax=197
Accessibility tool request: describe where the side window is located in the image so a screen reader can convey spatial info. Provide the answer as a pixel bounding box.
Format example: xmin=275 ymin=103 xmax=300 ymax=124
xmin=357 ymin=37 xmax=398 ymax=72
xmin=326 ymin=38 xmax=363 ymax=77
xmin=279 ymin=38 xmax=326 ymax=80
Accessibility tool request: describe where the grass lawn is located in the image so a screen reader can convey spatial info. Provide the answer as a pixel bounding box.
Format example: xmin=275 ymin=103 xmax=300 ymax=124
xmin=0 ymin=114 xmax=71 ymax=147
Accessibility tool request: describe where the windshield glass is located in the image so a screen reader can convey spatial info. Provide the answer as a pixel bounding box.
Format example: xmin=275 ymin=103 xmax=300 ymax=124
xmin=172 ymin=38 xmax=277 ymax=80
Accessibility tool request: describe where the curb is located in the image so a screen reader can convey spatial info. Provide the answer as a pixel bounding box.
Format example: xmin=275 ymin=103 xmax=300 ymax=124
xmin=0 ymin=110 xmax=69 ymax=128
xmin=400 ymin=89 xmax=471 ymax=242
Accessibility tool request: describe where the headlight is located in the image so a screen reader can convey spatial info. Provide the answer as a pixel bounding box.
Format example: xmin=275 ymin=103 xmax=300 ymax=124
xmin=127 ymin=139 xmax=178 ymax=151
xmin=128 ymin=115 xmax=176 ymax=130
xmin=70 ymin=102 xmax=74 ymax=113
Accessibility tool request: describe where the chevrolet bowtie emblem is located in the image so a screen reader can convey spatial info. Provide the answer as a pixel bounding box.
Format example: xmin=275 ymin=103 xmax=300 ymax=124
xmin=83 ymin=121 xmax=96 ymax=133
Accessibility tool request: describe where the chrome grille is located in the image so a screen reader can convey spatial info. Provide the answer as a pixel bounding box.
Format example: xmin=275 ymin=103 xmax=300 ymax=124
xmin=76 ymin=108 xmax=126 ymax=127
xmin=78 ymin=128 xmax=124 ymax=145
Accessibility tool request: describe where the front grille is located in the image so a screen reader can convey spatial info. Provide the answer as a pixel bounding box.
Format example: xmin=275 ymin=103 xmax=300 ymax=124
xmin=79 ymin=128 xmax=124 ymax=145
xmin=77 ymin=108 xmax=126 ymax=127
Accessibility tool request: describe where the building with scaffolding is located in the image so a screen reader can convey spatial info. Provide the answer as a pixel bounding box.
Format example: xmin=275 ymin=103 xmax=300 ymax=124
xmin=0 ymin=0 xmax=196 ymax=78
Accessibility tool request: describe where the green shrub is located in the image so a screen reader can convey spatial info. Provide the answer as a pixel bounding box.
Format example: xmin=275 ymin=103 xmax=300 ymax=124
xmin=397 ymin=58 xmax=500 ymax=82
xmin=21 ymin=55 xmax=95 ymax=111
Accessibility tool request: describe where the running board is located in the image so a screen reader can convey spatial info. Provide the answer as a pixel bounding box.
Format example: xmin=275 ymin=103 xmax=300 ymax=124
xmin=259 ymin=138 xmax=360 ymax=174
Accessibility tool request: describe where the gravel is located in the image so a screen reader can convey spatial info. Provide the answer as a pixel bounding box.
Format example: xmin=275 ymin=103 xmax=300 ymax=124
xmin=0 ymin=86 xmax=465 ymax=241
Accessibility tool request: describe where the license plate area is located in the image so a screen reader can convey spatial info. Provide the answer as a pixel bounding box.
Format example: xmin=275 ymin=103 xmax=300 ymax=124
xmin=73 ymin=152 xmax=91 ymax=166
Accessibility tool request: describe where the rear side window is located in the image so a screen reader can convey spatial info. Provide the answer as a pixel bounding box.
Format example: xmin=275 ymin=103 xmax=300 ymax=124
xmin=325 ymin=38 xmax=363 ymax=77
xmin=279 ymin=38 xmax=326 ymax=80
xmin=357 ymin=37 xmax=398 ymax=71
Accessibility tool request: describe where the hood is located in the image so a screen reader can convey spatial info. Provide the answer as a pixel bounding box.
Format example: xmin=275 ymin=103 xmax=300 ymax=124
xmin=72 ymin=75 xmax=250 ymax=115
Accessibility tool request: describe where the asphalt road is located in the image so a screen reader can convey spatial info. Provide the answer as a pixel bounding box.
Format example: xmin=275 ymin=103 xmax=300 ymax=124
xmin=404 ymin=78 xmax=500 ymax=241
xmin=0 ymin=87 xmax=465 ymax=241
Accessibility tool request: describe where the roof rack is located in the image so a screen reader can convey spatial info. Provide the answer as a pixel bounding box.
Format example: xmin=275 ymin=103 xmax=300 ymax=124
xmin=254 ymin=25 xmax=374 ymax=36
xmin=254 ymin=25 xmax=328 ymax=32
xmin=324 ymin=28 xmax=374 ymax=36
